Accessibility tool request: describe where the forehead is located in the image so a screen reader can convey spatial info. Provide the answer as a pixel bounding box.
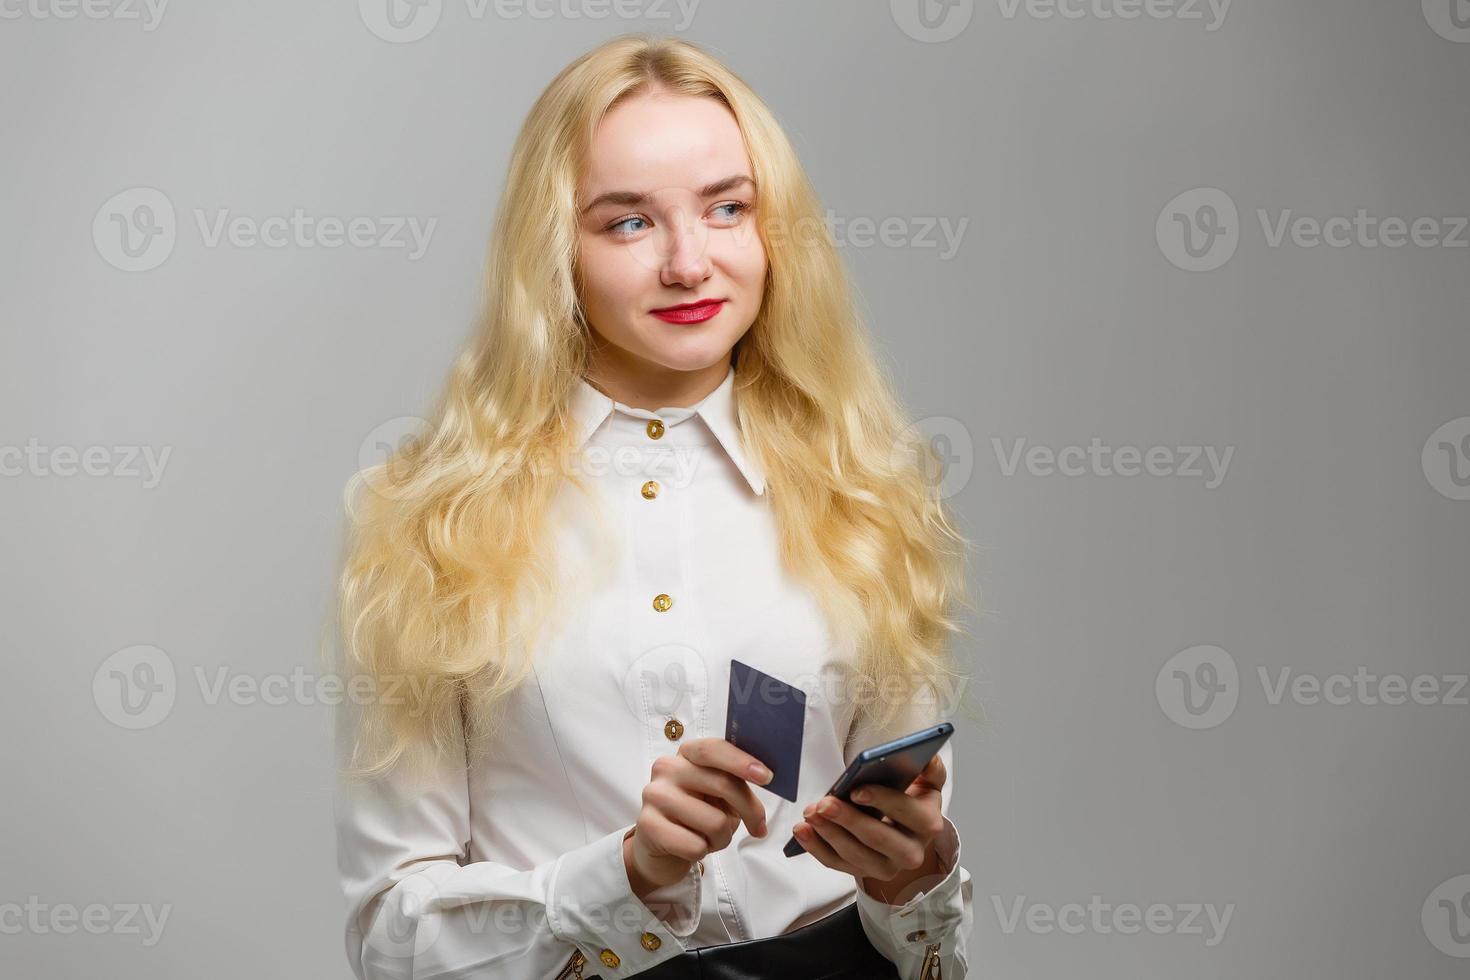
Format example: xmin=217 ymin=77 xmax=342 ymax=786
xmin=581 ymin=91 xmax=751 ymax=193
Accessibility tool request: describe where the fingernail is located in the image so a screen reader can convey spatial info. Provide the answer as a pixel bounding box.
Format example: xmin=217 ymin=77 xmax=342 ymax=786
xmin=750 ymin=763 xmax=773 ymax=784
xmin=852 ymin=789 xmax=871 ymax=803
xmin=817 ymin=799 xmax=835 ymax=816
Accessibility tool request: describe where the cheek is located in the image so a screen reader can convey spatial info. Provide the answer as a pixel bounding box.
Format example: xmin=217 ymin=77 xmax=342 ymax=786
xmin=720 ymin=235 xmax=769 ymax=291
xmin=578 ymin=239 xmax=647 ymax=314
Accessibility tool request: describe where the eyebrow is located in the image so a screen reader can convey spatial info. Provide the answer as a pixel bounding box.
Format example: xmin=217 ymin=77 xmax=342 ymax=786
xmin=578 ymin=174 xmax=756 ymax=216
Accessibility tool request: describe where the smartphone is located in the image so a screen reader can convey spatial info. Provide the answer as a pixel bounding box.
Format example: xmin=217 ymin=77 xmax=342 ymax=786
xmin=783 ymin=721 xmax=954 ymax=857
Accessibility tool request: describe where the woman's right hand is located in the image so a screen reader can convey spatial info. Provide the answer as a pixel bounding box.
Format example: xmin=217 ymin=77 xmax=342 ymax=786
xmin=623 ymin=738 xmax=773 ymax=894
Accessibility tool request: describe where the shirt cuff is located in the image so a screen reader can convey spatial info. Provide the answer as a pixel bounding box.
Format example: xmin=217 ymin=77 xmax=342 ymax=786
xmin=546 ymin=823 xmax=699 ymax=977
xmin=853 ymin=815 xmax=968 ymax=956
xmin=636 ymin=847 xmax=703 ymax=938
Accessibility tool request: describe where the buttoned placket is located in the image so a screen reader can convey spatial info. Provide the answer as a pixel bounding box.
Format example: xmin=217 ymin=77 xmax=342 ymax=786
xmin=561 ymin=371 xmax=805 ymax=952
xmin=618 ymin=405 xmax=716 ymax=883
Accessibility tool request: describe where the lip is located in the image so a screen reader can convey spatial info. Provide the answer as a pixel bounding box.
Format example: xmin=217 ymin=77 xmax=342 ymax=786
xmin=650 ymin=299 xmax=726 ymax=324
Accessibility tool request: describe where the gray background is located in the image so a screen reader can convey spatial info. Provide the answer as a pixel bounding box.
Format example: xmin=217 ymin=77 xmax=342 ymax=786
xmin=3 ymin=0 xmax=1468 ymax=976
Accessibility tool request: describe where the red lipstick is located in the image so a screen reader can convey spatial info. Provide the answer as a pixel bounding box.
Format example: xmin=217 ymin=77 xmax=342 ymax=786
xmin=650 ymin=299 xmax=726 ymax=324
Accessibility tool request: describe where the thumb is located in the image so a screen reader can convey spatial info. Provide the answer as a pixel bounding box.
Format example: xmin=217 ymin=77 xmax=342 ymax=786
xmin=908 ymin=753 xmax=945 ymax=794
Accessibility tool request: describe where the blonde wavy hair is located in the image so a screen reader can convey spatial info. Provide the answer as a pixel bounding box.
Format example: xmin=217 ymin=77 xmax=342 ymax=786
xmin=328 ymin=33 xmax=980 ymax=782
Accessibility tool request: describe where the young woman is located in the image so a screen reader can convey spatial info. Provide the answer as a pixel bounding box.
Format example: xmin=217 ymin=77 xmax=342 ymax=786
xmin=332 ymin=34 xmax=976 ymax=980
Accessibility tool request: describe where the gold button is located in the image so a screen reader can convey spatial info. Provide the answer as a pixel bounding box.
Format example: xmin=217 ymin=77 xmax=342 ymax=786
xmin=641 ymin=480 xmax=660 ymax=499
xmin=906 ymin=929 xmax=929 ymax=942
xmin=652 ymin=593 xmax=673 ymax=612
xmin=640 ymin=932 xmax=661 ymax=951
xmin=646 ymin=419 xmax=665 ymax=440
xmin=599 ymin=948 xmax=621 ymax=968
xmin=664 ymin=717 xmax=684 ymax=740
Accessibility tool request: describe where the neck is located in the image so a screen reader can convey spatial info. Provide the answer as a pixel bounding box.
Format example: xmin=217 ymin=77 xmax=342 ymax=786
xmin=584 ymin=343 xmax=731 ymax=411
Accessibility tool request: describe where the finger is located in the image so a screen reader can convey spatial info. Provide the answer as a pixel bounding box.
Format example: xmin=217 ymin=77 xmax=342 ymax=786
xmin=653 ymin=783 xmax=742 ymax=847
xmin=849 ymin=784 xmax=934 ymax=833
xmin=806 ymin=796 xmax=926 ymax=868
xmin=806 ymin=813 xmax=891 ymax=879
xmin=680 ymin=738 xmax=776 ymax=788
xmin=674 ymin=755 xmax=768 ymax=837
xmin=910 ymin=754 xmax=946 ymax=793
xmin=643 ymin=809 xmax=716 ymax=864
xmin=792 ymin=821 xmax=858 ymax=876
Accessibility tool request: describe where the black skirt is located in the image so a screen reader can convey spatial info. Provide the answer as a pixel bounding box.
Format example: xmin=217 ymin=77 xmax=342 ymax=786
xmin=589 ymin=901 xmax=901 ymax=980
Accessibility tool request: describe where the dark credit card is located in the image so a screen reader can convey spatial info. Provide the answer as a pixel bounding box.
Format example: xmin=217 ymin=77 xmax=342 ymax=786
xmin=725 ymin=659 xmax=806 ymax=802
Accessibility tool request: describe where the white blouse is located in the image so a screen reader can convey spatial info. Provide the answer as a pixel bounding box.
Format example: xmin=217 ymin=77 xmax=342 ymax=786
xmin=334 ymin=364 xmax=974 ymax=980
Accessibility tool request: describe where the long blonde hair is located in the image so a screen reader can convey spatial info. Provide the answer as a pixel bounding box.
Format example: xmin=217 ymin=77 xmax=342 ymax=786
xmin=329 ymin=34 xmax=978 ymax=781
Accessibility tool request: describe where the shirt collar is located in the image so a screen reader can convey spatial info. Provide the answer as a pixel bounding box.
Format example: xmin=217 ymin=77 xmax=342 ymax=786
xmin=570 ymin=365 xmax=766 ymax=496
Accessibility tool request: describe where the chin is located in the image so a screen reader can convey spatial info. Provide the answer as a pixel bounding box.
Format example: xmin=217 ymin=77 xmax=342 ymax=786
xmin=644 ymin=345 xmax=736 ymax=373
xmin=634 ymin=327 xmax=747 ymax=370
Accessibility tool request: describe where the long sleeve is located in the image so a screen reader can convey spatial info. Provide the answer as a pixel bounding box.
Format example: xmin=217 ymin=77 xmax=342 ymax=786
xmin=843 ymin=686 xmax=975 ymax=979
xmin=333 ymin=686 xmax=703 ymax=980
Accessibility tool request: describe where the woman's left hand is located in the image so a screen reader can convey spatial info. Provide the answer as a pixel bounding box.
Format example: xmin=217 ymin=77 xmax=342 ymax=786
xmin=792 ymin=753 xmax=947 ymax=890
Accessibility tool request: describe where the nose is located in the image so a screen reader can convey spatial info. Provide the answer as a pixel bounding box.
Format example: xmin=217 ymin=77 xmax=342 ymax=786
xmin=659 ymin=203 xmax=711 ymax=288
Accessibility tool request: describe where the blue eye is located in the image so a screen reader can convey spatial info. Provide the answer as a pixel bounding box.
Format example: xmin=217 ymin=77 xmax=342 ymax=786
xmin=609 ymin=215 xmax=648 ymax=236
xmin=713 ymin=202 xmax=749 ymax=221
